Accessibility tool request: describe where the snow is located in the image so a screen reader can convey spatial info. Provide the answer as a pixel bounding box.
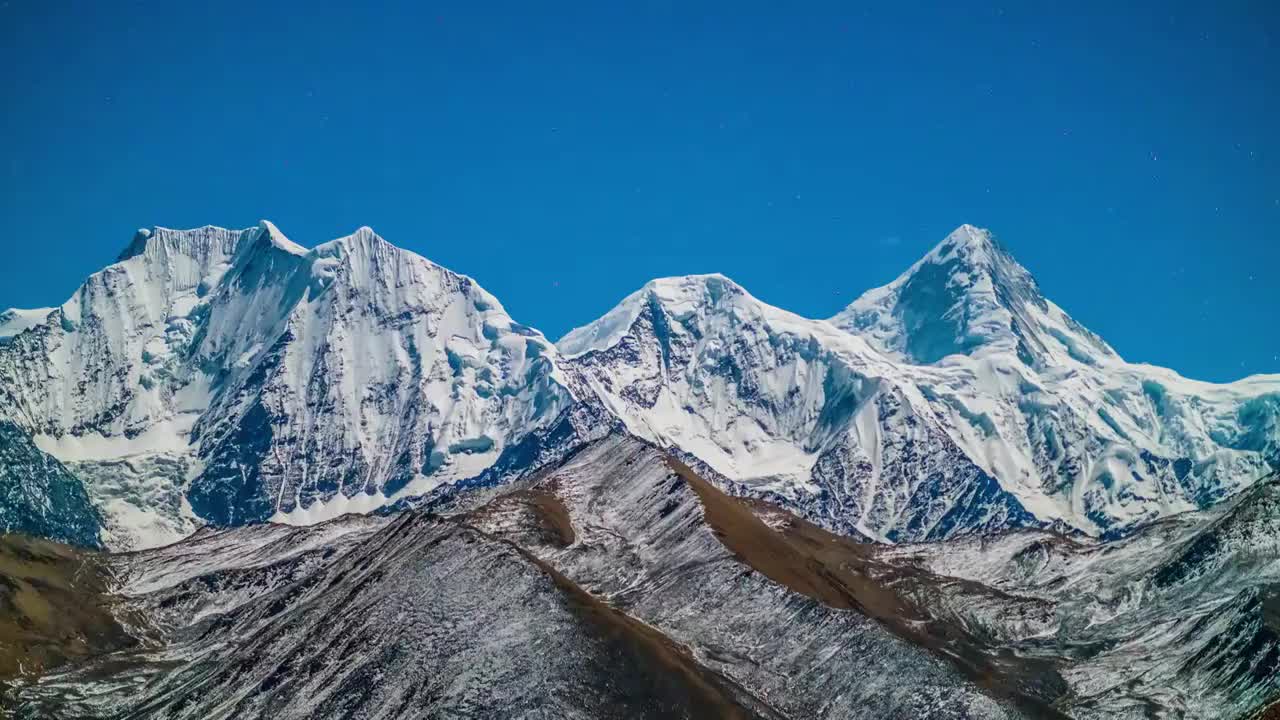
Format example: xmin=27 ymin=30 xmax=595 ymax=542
xmin=561 ymin=272 xmax=1030 ymax=540
xmin=0 ymin=307 xmax=55 ymax=341
xmin=558 ymin=288 xmax=652 ymax=359
xmin=256 ymin=219 xmax=308 ymax=255
xmin=558 ymin=274 xmax=743 ymax=359
xmin=831 ymin=224 xmax=1118 ymax=368
xmin=560 ymin=225 xmax=1280 ymax=539
xmin=3 ymin=220 xmax=1275 ymax=548
xmin=269 ymin=489 xmax=390 ymax=525
xmin=33 ymin=417 xmax=195 ymax=462
xmin=96 ymin=496 xmax=194 ymax=550
xmin=1 ymin=221 xmax=577 ymax=545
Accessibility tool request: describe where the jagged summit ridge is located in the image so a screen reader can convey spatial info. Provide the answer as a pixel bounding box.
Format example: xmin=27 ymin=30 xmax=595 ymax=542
xmin=1 ymin=221 xmax=1276 ymax=550
xmin=559 ymin=224 xmax=1280 ymax=540
xmin=557 ymin=265 xmax=1037 ymax=542
xmin=0 ymin=222 xmax=578 ymax=549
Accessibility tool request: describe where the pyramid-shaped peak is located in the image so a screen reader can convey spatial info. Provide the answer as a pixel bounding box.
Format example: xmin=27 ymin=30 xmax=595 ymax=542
xmin=947 ymin=223 xmax=992 ymax=245
xmin=876 ymin=225 xmax=1038 ymax=313
xmin=833 ymin=225 xmax=1115 ymax=367
xmin=924 ymin=224 xmax=1012 ymax=266
xmin=250 ymin=220 xmax=308 ymax=256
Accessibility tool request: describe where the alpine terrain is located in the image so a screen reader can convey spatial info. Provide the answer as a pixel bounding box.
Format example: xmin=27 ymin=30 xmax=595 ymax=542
xmin=1 ymin=222 xmax=1278 ymax=719
xmin=561 ymin=225 xmax=1278 ymax=541
xmin=0 ymin=223 xmax=586 ymax=550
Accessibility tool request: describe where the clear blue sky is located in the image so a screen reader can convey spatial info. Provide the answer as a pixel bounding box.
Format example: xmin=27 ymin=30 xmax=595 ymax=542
xmin=1 ymin=1 xmax=1276 ymax=382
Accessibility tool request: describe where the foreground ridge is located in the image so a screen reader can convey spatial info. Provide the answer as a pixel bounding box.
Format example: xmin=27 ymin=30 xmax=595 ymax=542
xmin=7 ymin=436 xmax=1279 ymax=719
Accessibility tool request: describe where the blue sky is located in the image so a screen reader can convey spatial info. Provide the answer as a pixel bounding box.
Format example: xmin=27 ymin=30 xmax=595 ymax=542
xmin=1 ymin=1 xmax=1276 ymax=382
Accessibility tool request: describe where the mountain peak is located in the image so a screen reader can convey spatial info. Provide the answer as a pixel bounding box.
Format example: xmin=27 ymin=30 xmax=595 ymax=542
xmin=251 ymin=220 xmax=308 ymax=256
xmin=642 ymin=273 xmax=744 ymax=305
xmin=832 ymin=225 xmax=1114 ymax=367
xmin=944 ymin=222 xmax=993 ymax=246
xmin=558 ymin=274 xmax=747 ymax=359
xmin=343 ymin=225 xmax=382 ymax=244
xmin=917 ymin=224 xmax=1024 ymax=281
xmin=311 ymin=225 xmax=398 ymax=258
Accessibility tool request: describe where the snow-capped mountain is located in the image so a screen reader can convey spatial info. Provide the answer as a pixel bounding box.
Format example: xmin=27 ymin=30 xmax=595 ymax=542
xmin=0 ymin=223 xmax=579 ymax=549
xmin=4 ymin=221 xmax=1280 ymax=719
xmin=558 ymin=274 xmax=1036 ymax=542
xmin=830 ymin=224 xmax=1116 ymax=369
xmin=1 ymin=221 xmax=1275 ymax=549
xmin=559 ymin=225 xmax=1280 ymax=540
xmin=834 ymin=224 xmax=1279 ymax=535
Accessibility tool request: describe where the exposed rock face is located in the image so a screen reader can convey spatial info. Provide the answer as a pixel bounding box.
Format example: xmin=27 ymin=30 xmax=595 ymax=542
xmin=0 ymin=421 xmax=102 ymax=549
xmin=12 ymin=436 xmax=1279 ymax=718
xmin=882 ymin=470 xmax=1280 ymax=719
xmin=0 ymin=534 xmax=131 ymax=682
xmin=474 ymin=435 xmax=1036 ymax=718
xmin=4 ymin=436 xmax=1030 ymax=719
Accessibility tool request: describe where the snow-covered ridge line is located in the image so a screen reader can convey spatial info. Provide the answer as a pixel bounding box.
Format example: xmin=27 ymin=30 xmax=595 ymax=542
xmin=1 ymin=221 xmax=1276 ymax=551
xmin=0 ymin=307 xmax=56 ymax=342
xmin=0 ymin=220 xmax=577 ymax=550
xmin=555 ymin=224 xmax=1280 ymax=541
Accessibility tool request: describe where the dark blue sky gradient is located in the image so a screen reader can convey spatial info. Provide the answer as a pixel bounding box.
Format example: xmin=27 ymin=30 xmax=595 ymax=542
xmin=1 ymin=1 xmax=1276 ymax=381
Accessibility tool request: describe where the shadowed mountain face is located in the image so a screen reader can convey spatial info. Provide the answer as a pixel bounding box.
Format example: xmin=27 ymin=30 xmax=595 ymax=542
xmin=0 ymin=421 xmax=101 ymax=549
xmin=7 ymin=435 xmax=1279 ymax=719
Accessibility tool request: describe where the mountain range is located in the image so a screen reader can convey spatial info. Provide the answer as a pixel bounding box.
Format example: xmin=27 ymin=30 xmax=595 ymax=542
xmin=3 ymin=221 xmax=1280 ymax=719
xmin=1 ymin=222 xmax=1274 ymax=550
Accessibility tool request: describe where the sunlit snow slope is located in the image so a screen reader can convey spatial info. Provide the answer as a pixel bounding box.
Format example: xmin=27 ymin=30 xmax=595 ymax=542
xmin=1 ymin=222 xmax=1275 ymax=549
xmin=559 ymin=225 xmax=1279 ymax=540
xmin=0 ymin=223 xmax=576 ymax=548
